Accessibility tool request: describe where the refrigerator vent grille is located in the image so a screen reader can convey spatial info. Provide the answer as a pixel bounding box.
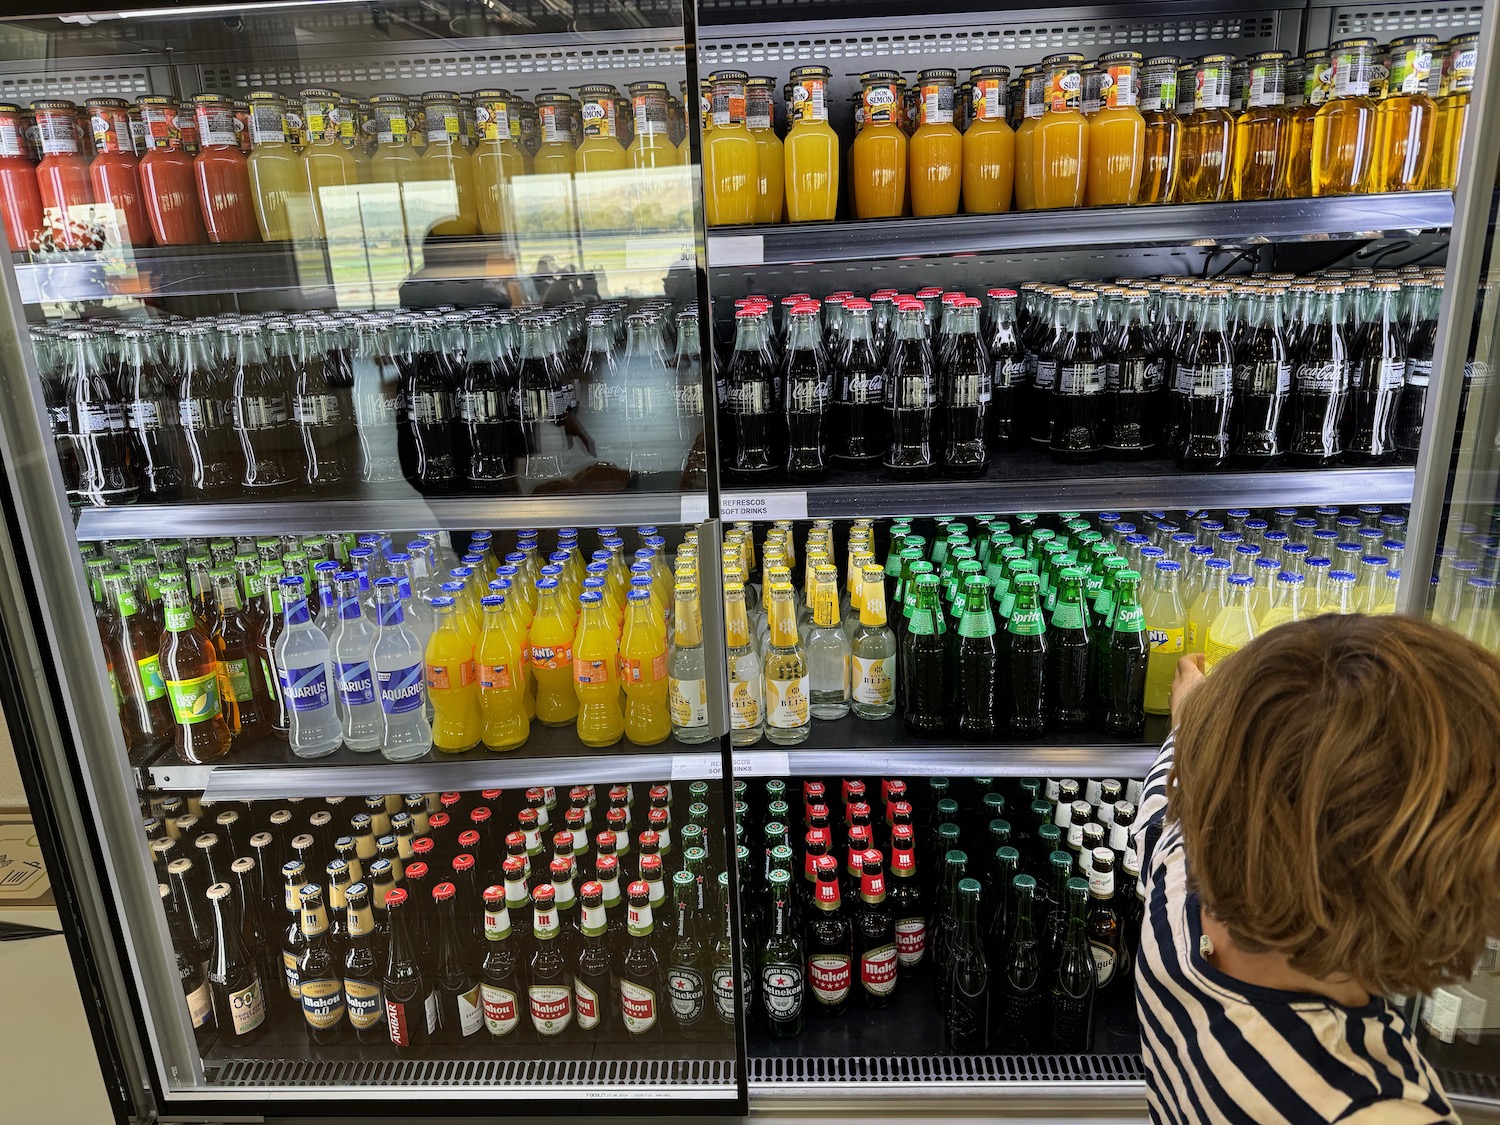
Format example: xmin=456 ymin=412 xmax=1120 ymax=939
xmin=1331 ymin=4 xmax=1484 ymax=36
xmin=211 ymin=1056 xmax=735 ymax=1088
xmin=0 ymin=71 xmax=152 ymax=101
xmin=211 ymin=45 xmax=688 ymax=94
xmin=748 ymin=1052 xmax=1146 ymax=1084
xmin=1438 ymin=1067 xmax=1500 ymax=1101
xmin=700 ymin=16 xmax=1276 ymax=66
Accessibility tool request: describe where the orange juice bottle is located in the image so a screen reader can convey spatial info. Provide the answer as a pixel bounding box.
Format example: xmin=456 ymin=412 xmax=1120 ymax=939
xmin=703 ymin=70 xmax=757 ymax=226
xmin=1034 ymin=53 xmax=1089 ymax=209
xmin=529 ymin=575 xmax=577 ymax=726
xmin=909 ymin=68 xmax=962 ymax=217
xmin=475 ymin=593 xmax=528 ymax=752
xmin=962 ymin=65 xmax=1014 ymax=213
xmin=417 ymin=91 xmax=479 ymax=235
xmin=1086 ymin=51 xmax=1146 ymax=206
xmin=1426 ymin=34 xmax=1477 ymax=190
xmin=1013 ymin=65 xmax=1045 ymax=210
xmin=627 ymin=80 xmax=679 ymax=168
xmin=746 ymin=77 xmax=785 ymax=224
xmin=1370 ymin=34 xmax=1438 ymax=192
xmin=576 ymin=84 xmax=628 ymax=175
xmin=425 ymin=595 xmax=480 ymax=753
xmin=496 ymin=574 xmax=537 ymax=721
xmin=1179 ymin=54 xmax=1236 ymax=203
xmin=620 ymin=587 xmax=670 ymax=746
xmin=473 ymin=89 xmax=527 ymax=237
xmin=1312 ymin=38 xmax=1378 ymax=196
xmin=850 ymin=70 xmax=907 ymax=219
xmin=1139 ymin=56 xmax=1181 ymax=204
xmin=573 ymin=590 xmax=622 ymax=747
xmin=784 ymin=65 xmax=839 ymax=222
xmin=1232 ymin=50 xmax=1293 ymax=201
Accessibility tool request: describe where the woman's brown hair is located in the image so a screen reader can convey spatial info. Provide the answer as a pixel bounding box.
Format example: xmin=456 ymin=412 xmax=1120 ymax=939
xmin=1169 ymin=613 xmax=1500 ymax=996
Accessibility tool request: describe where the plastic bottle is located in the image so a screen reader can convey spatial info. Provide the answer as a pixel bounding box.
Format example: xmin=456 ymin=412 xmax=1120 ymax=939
xmin=370 ymin=576 xmax=431 ymax=762
xmin=475 ymin=593 xmax=528 ymax=752
xmin=273 ymin=576 xmax=342 ymax=758
xmin=329 ymin=570 xmax=380 ymax=752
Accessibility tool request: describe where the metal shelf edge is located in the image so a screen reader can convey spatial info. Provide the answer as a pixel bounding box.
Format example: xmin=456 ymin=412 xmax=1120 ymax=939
xmin=731 ymin=745 xmax=1158 ymax=778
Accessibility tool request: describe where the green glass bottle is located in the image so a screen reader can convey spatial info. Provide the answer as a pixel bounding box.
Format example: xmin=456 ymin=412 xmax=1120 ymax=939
xmin=1049 ymin=876 xmax=1096 ymax=1051
xmin=902 ymin=574 xmax=948 ymax=737
xmin=1103 ymin=570 xmax=1149 ymax=733
xmin=1049 ymin=567 xmax=1091 ymax=730
xmin=1003 ymin=573 xmax=1048 ymax=736
xmin=955 ymin=576 xmax=1000 ymax=737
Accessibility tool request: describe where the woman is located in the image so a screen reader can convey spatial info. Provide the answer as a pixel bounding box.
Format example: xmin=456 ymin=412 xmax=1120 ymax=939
xmin=1134 ymin=614 xmax=1500 ymax=1123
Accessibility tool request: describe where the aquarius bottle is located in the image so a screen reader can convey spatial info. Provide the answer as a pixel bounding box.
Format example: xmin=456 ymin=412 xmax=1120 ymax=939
xmin=330 ymin=571 xmax=380 ymax=752
xmin=370 ymin=576 xmax=430 ymax=762
xmin=274 ymin=575 xmax=343 ymax=758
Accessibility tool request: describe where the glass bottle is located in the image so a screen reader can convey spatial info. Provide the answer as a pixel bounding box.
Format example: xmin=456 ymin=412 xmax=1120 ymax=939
xmin=725 ymin=580 xmax=764 ymax=746
xmin=997 ymin=874 xmax=1044 ymax=1051
xmin=1048 ymin=568 xmax=1091 ymax=730
xmin=478 ymin=885 xmax=522 ymax=1041
xmin=1426 ymin=34 xmax=1477 ymax=190
xmin=1370 ymin=35 xmax=1438 ymax=193
xmin=760 ymin=868 xmax=804 ymax=1037
xmin=1312 ymin=38 xmax=1378 ymax=195
xmin=883 ymin=299 xmax=938 ymax=479
xmin=1394 ymin=279 xmax=1438 ymax=463
xmin=902 ymin=574 xmax=948 ymax=736
xmin=805 ymin=563 xmax=850 ymax=720
xmin=620 ymin=880 xmax=663 ymax=1041
xmin=783 ymin=65 xmax=839 ymax=221
xmin=764 ymin=582 xmax=810 ymax=745
xmin=296 ymin=883 xmax=347 ymax=1044
xmin=1229 ymin=286 xmax=1291 ymax=464
xmin=1138 ymin=56 xmax=1181 ymax=205
xmin=415 ymin=92 xmax=479 ymax=236
xmin=849 ymin=562 xmax=897 ymax=720
xmin=910 ymin=68 xmax=962 ymax=216
xmin=1282 ymin=50 xmax=1329 ymax=197
xmin=724 ymin=308 xmax=779 ymax=481
xmin=191 ymin=93 xmax=259 ymax=243
xmin=942 ymin=297 xmax=991 ymax=476
xmin=962 ymin=65 xmax=1014 ymax=213
xmin=1179 ymin=292 xmax=1234 ymax=469
xmin=1033 ymin=53 xmax=1087 ymax=209
xmin=746 ymin=76 xmax=784 ymax=224
xmin=381 ymin=888 xmax=436 ymax=1053
xmin=1178 ymin=54 xmax=1236 ymax=203
xmin=1102 ymin=570 xmax=1148 ymax=733
xmin=702 ymin=70 xmax=757 ymax=225
xmin=830 ymin=297 xmax=887 ymax=468
xmin=851 ymin=70 xmax=907 ymax=219
xmin=1004 ymin=573 xmax=1048 ymax=736
xmin=945 ymin=877 xmax=990 ymax=1052
xmin=159 ymin=582 xmax=232 ymax=764
xmin=1049 ymin=877 xmax=1095 ymax=1051
xmin=1050 ymin=292 xmax=1104 ymax=463
xmin=783 ymin=302 xmax=830 ymax=481
xmin=211 ymin=567 xmax=269 ymax=736
xmin=1289 ymin=284 xmax=1350 ymax=467
xmin=103 ymin=570 xmax=172 ymax=757
xmin=205 ymin=881 xmax=268 ymax=1043
xmin=1085 ymin=51 xmax=1145 ymax=206
xmin=1232 ymin=50 xmax=1292 ymax=201
xmin=1345 ymin=280 xmax=1407 ymax=466
xmin=298 ymin=88 xmax=359 ymax=240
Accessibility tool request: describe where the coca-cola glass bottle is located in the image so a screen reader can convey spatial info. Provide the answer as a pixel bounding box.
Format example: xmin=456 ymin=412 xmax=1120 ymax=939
xmin=118 ymin=326 xmax=183 ymax=502
xmin=1228 ymin=286 xmax=1291 ymax=465
xmin=459 ymin=317 xmax=516 ymax=493
xmin=985 ymin=288 xmax=1025 ymax=451
xmin=783 ymin=301 xmax=829 ymax=481
xmin=623 ymin=311 xmax=675 ymax=481
xmin=883 ymin=299 xmax=938 ymax=480
xmin=1102 ymin=288 xmax=1164 ymax=458
xmin=1288 ymin=283 xmax=1350 ymax=467
xmin=514 ymin=317 xmax=570 ymax=487
xmin=66 ymin=327 xmax=138 ymax=506
xmin=673 ymin=307 xmax=708 ymax=489
xmin=942 ymin=297 xmax=990 ymax=477
xmin=1178 ymin=292 xmax=1234 ymax=469
xmin=1343 ymin=280 xmax=1408 ymax=465
xmin=1050 ymin=292 xmax=1104 ymax=463
xmin=291 ymin=322 xmax=349 ymax=491
xmin=830 ymin=297 xmax=886 ymax=469
xmin=724 ymin=307 xmax=779 ymax=481
xmin=227 ymin=324 xmax=294 ymax=492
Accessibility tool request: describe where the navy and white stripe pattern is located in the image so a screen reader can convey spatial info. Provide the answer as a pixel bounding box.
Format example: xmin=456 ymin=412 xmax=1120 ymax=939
xmin=1132 ymin=735 xmax=1459 ymax=1124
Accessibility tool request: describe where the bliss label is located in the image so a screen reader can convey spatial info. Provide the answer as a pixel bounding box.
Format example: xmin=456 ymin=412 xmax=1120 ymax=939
xmin=279 ymin=664 xmax=331 ymax=711
xmin=377 ymin=664 xmax=425 ymax=714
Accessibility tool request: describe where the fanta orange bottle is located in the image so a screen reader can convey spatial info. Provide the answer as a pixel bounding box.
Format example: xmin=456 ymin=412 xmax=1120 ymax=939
xmin=529 ymin=576 xmax=578 ymax=726
xmin=476 ymin=593 xmax=528 ymax=752
xmin=574 ymin=591 xmax=623 ymax=747
xmin=620 ymin=587 xmax=670 ymax=746
xmin=425 ymin=596 xmax=480 ymax=752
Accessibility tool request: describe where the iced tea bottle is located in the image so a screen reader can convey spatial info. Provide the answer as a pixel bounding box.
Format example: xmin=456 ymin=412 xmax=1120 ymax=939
xmin=783 ymin=66 xmax=839 ymax=221
xmin=1178 ymin=54 xmax=1236 ymax=203
xmin=909 ymin=68 xmax=962 ymax=217
xmin=1283 ymin=50 xmax=1328 ymax=198
xmin=1370 ymin=35 xmax=1438 ymax=193
xmin=851 ymin=71 xmax=907 ymax=219
xmin=747 ymin=77 xmax=784 ymax=224
xmin=1138 ymin=57 xmax=1180 ymax=205
xmin=1312 ymin=38 xmax=1378 ymax=196
xmin=299 ymin=88 xmax=361 ymax=239
xmin=1426 ymin=34 xmax=1477 ymax=190
xmin=1034 ymin=53 xmax=1088 ymax=209
xmin=961 ymin=65 xmax=1013 ymax=213
xmin=1085 ymin=51 xmax=1145 ymax=207
xmin=702 ymin=71 xmax=757 ymax=225
xmin=368 ymin=94 xmax=419 ymax=185
xmin=1232 ymin=51 xmax=1292 ymax=201
xmin=1012 ymin=65 xmax=1044 ymax=211
xmin=417 ymin=92 xmax=479 ymax=235
xmin=159 ymin=581 xmax=232 ymax=764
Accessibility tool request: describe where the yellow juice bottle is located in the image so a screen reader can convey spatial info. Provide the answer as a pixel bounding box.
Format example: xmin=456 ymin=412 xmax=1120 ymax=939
xmin=416 ymin=91 xmax=479 ymax=235
xmin=1034 ymin=53 xmax=1089 ymax=209
xmin=245 ymin=91 xmax=308 ymax=242
xmin=339 ymin=94 xmax=371 ymax=178
xmin=1426 ymin=34 xmax=1477 ymax=190
xmin=573 ymin=591 xmax=622 ymax=747
xmin=784 ymin=65 xmax=839 ymax=222
xmin=747 ymin=77 xmax=784 ymax=224
xmin=532 ymin=94 xmax=577 ymax=176
xmin=1180 ymin=53 xmax=1236 ymax=203
xmin=851 ymin=70 xmax=907 ymax=219
xmin=475 ymin=593 xmax=528 ymax=752
xmin=1204 ymin=573 xmax=1257 ymax=673
xmin=1013 ymin=65 xmax=1044 ymax=210
xmin=1086 ymin=51 xmax=1147 ymax=206
xmin=627 ymin=80 xmax=679 ymax=168
xmin=529 ymin=576 xmax=577 ymax=726
xmin=620 ymin=587 xmax=670 ymax=746
xmin=909 ymin=68 xmax=963 ymax=217
xmin=497 ymin=576 xmax=537 ymax=721
xmin=962 ymin=64 xmax=1014 ymax=213
xmin=425 ymin=596 xmax=480 ymax=753
xmin=299 ymin=88 xmax=360 ymax=239
xmin=1141 ymin=559 xmax=1186 ymax=714
xmin=703 ymin=70 xmax=758 ymax=225
xmin=1186 ymin=558 xmax=1229 ymax=655
xmin=1312 ymin=37 xmax=1379 ymax=196
xmin=1283 ymin=50 xmax=1329 ymax=198
xmin=575 ymin=83 xmax=628 ymax=234
xmin=1138 ymin=56 xmax=1181 ymax=204
xmin=473 ymin=88 xmax=527 ymax=237
xmin=1232 ymin=51 xmax=1292 ymax=201
xmin=368 ymin=94 xmax=419 ymax=186
xmin=1370 ymin=34 xmax=1439 ymax=192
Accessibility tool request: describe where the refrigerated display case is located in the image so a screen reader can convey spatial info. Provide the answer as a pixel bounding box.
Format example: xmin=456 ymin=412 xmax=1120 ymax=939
xmin=0 ymin=0 xmax=1499 ymax=1122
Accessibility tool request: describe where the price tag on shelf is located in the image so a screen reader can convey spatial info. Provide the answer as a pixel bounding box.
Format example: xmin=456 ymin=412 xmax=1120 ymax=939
xmin=671 ymin=753 xmax=724 ymax=781
xmin=680 ymin=493 xmax=710 ymax=523
xmin=732 ymin=751 xmax=790 ymax=778
xmin=721 ymin=491 xmax=808 ymax=521
xmin=708 ymin=234 xmax=764 ymax=268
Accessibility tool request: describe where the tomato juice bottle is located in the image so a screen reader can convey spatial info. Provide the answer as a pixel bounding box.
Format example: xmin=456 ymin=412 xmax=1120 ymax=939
xmin=137 ymin=95 xmax=206 ymax=246
xmin=192 ymin=93 xmax=260 ymax=243
xmin=86 ymin=97 xmax=151 ymax=246
xmin=31 ymin=98 xmax=95 ymax=249
xmin=0 ymin=102 xmax=43 ymax=251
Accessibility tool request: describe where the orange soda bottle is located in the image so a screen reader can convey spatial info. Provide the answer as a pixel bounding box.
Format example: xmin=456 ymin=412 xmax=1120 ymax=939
xmin=475 ymin=593 xmax=528 ymax=752
xmin=573 ymin=590 xmax=623 ymax=747
xmin=529 ymin=575 xmax=578 ymax=726
xmin=620 ymin=587 xmax=670 ymax=746
xmin=425 ymin=596 xmax=480 ymax=752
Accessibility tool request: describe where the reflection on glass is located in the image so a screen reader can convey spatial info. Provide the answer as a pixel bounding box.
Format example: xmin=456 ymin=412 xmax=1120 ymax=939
xmin=473 ymin=89 xmax=528 ymax=240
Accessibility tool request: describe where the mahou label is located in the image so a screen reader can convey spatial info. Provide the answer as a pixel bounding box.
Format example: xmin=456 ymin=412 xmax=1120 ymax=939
xmin=895 ymin=917 xmax=927 ymax=966
xmin=861 ymin=943 xmax=899 ymax=995
xmin=808 ymin=953 xmax=852 ymax=1004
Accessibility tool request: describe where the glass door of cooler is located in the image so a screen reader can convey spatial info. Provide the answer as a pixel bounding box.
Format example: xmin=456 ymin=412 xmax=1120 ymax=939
xmin=0 ymin=0 xmax=741 ymax=1116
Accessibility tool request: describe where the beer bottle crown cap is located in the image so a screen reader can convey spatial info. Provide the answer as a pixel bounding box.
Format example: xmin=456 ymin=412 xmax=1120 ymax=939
xmin=428 ymin=812 xmax=450 ymax=830
xmin=553 ymin=830 xmax=575 ymax=853
xmin=641 ymin=854 xmax=663 ymax=876
xmin=638 ymin=829 xmax=661 ymax=852
xmin=206 ymin=882 xmax=232 ymax=900
xmin=458 ymin=829 xmax=481 ymax=849
xmin=595 ymin=830 xmax=618 ymax=851
xmin=483 ymin=885 xmax=504 ymax=905
xmin=531 ymin=884 xmax=556 ymax=905
xmin=596 ymin=854 xmax=619 ymax=875
xmin=502 ymin=856 xmax=526 ymax=877
xmin=550 ymin=856 xmax=573 ymax=878
xmin=385 ymin=887 xmax=408 ymax=908
xmin=404 ymin=861 xmax=429 ymax=880
xmin=626 ymin=879 xmax=651 ymax=901
xmin=453 ymin=853 xmax=475 ymax=872
xmin=580 ymin=880 xmax=604 ymax=901
xmin=412 ymin=836 xmax=434 ymax=856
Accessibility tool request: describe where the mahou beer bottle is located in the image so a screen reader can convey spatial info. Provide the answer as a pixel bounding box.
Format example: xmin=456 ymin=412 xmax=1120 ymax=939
xmin=528 ymin=883 xmax=574 ymax=1040
xmin=205 ymin=881 xmax=268 ymax=1044
xmin=431 ymin=880 xmax=484 ymax=1042
xmin=854 ymin=851 xmax=898 ymax=1008
xmin=479 ymin=885 xmax=524 ymax=1042
xmin=382 ymin=887 xmax=437 ymax=1054
xmin=573 ymin=879 xmax=613 ymax=1042
xmin=297 ymin=883 xmax=348 ymax=1044
xmin=341 ymin=881 xmax=386 ymax=1044
xmin=620 ymin=879 xmax=663 ymax=1043
xmin=805 ymin=855 xmax=852 ymax=1017
xmin=887 ymin=825 xmax=927 ymax=976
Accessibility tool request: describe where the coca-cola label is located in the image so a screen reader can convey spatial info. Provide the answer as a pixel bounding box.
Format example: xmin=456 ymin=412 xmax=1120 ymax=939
xmin=668 ymin=964 xmax=706 ymax=1025
xmin=1406 ymin=359 xmax=1433 ymax=387
xmin=674 ymin=380 xmax=704 ymax=419
xmin=409 ymin=390 xmax=450 ymax=424
xmin=178 ymin=398 xmax=218 ymax=432
xmin=712 ymin=965 xmax=736 ymax=1022
xmin=895 ymin=917 xmax=927 ymax=966
xmin=77 ymin=403 xmax=125 ymax=434
xmin=126 ymin=400 xmax=164 ymax=431
xmin=892 ymin=371 xmax=934 ymax=410
xmin=519 ymin=386 xmax=566 ymax=423
xmin=1295 ymin=361 xmax=1342 ymax=393
xmin=235 ymin=394 xmax=288 ymax=429
xmin=460 ymin=389 xmax=505 ymax=423
xmin=1056 ymin=361 xmax=1101 ymax=395
xmin=1193 ymin=363 xmax=1233 ymax=397
xmin=761 ymin=964 xmax=803 ymax=1017
xmin=730 ymin=380 xmax=771 ymax=416
xmin=574 ymin=976 xmax=600 ymax=1029
xmin=528 ymin=983 xmax=572 ymax=1035
xmin=788 ymin=375 xmax=829 ymax=414
xmin=808 ymin=953 xmax=852 ymax=1004
xmin=294 ymin=393 xmax=342 ymax=426
xmin=947 ymin=370 xmax=990 ymax=408
xmin=994 ymin=356 xmax=1026 ymax=388
xmin=1236 ymin=359 xmax=1292 ymax=397
xmin=844 ymin=370 xmax=884 ymax=404
xmin=861 ymin=943 xmax=899 ymax=994
xmin=1374 ymin=358 xmax=1407 ymax=392
xmin=620 ymin=978 xmax=657 ymax=1032
xmin=1033 ymin=358 xmax=1056 ymax=391
xmin=480 ymin=982 xmax=520 ymax=1036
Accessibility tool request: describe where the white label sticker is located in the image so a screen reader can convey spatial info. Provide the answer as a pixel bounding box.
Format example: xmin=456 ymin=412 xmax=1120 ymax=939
xmin=708 ymin=234 xmax=765 ymax=268
xmin=721 ymin=491 xmax=809 ymax=521
xmin=731 ymin=751 xmax=791 ymax=777
xmin=671 ymin=754 xmax=723 ymax=781
xmin=680 ymin=493 xmax=710 ymax=523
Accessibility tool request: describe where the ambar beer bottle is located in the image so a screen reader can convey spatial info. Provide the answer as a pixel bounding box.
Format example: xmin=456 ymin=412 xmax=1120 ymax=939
xmin=382 ymin=887 xmax=437 ymax=1054
xmin=431 ymin=880 xmax=484 ymax=1042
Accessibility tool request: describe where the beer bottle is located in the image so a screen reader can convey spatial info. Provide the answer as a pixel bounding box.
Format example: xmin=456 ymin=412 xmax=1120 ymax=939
xmin=527 ymin=883 xmax=573 ymax=1040
xmin=1102 ymin=570 xmax=1149 ymax=733
xmin=997 ymin=873 xmax=1044 ymax=1051
xmin=885 ymin=825 xmax=927 ymax=977
xmin=1049 ymin=567 xmax=1091 ymax=730
xmin=229 ymin=856 xmax=278 ymax=1004
xmin=205 ymin=881 xmax=268 ymax=1043
xmin=1003 ymin=572 xmax=1048 ymax=736
xmin=382 ymin=887 xmax=437 ymax=1053
xmin=805 ymin=855 xmax=852 ymax=1018
xmin=429 ymin=881 xmax=483 ymax=1042
xmin=664 ymin=868 xmax=709 ymax=1037
xmin=279 ymin=859 xmax=310 ymax=1011
xmin=1087 ymin=847 xmax=1122 ymax=997
xmin=712 ymin=870 xmax=740 ymax=1025
xmin=341 ymin=882 xmax=385 ymax=1044
xmin=902 ymin=574 xmax=948 ymax=736
xmin=479 ymin=884 xmax=524 ymax=1041
xmin=102 ymin=571 xmax=172 ymax=756
xmin=1050 ymin=876 xmax=1096 ymax=1051
xmin=760 ymin=868 xmax=804 ymax=1037
xmin=945 ymin=877 xmax=990 ymax=1052
xmin=163 ymin=882 xmax=213 ymax=1044
xmin=297 ymin=883 xmax=347 ymax=1043
xmin=167 ymin=856 xmax=212 ymax=976
xmin=159 ymin=582 xmax=232 ymax=764
xmin=852 ymin=851 xmax=897 ymax=1008
xmin=620 ymin=878 xmax=664 ymax=1042
xmin=573 ymin=879 xmax=613 ymax=1042
xmin=954 ymin=575 xmax=1000 ymax=736
xmin=210 ymin=567 xmax=269 ymax=735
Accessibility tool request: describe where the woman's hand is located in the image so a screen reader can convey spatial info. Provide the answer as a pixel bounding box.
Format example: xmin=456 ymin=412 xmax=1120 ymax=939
xmin=1170 ymin=653 xmax=1207 ymax=719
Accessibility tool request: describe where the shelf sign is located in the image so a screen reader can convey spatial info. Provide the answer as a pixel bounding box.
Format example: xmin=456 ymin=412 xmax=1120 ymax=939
xmin=720 ymin=491 xmax=808 ymax=521
xmin=732 ymin=751 xmax=790 ymax=778
xmin=671 ymin=753 xmax=724 ymax=781
xmin=707 ymin=234 xmax=764 ymax=268
xmin=680 ymin=493 xmax=710 ymax=523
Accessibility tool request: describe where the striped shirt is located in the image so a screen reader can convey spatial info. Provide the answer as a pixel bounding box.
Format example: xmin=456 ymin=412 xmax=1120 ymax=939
xmin=1133 ymin=735 xmax=1459 ymax=1124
